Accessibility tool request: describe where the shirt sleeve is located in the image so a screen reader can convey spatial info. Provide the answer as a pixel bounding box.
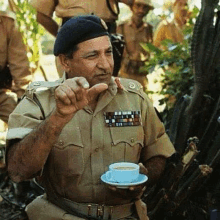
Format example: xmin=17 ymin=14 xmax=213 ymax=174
xmin=7 ymin=18 xmax=32 ymax=97
xmin=6 ymin=96 xmax=43 ymax=142
xmin=153 ymin=22 xmax=167 ymax=48
xmin=140 ymin=93 xmax=175 ymax=162
xmin=29 ymin=0 xmax=56 ymax=18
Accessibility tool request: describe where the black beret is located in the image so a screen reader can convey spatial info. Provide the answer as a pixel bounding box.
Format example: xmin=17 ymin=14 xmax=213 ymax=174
xmin=54 ymin=15 xmax=109 ymax=56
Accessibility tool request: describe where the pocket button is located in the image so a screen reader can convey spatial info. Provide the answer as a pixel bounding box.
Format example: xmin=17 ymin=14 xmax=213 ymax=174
xmin=131 ymin=138 xmax=135 ymax=143
xmin=59 ymin=140 xmax=64 ymax=146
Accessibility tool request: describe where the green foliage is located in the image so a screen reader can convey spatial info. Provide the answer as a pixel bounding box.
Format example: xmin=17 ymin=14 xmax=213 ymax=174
xmin=141 ymin=6 xmax=199 ymax=126
xmin=13 ymin=0 xmax=44 ymax=72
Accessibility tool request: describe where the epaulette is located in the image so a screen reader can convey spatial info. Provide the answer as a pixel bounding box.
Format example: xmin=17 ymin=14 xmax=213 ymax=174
xmin=0 ymin=11 xmax=16 ymax=21
xmin=25 ymin=80 xmax=62 ymax=99
xmin=119 ymin=78 xmax=145 ymax=99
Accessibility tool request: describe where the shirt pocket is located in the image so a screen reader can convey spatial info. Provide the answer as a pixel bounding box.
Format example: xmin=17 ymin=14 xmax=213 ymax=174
xmin=51 ymin=126 xmax=84 ymax=176
xmin=110 ymin=126 xmax=144 ymax=163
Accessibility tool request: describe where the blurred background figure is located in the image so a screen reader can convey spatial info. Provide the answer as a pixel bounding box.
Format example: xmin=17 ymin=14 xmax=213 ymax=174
xmin=153 ymin=0 xmax=189 ymax=48
xmin=29 ymin=0 xmax=134 ymax=35
xmin=117 ymin=0 xmax=154 ymax=92
xmin=0 ymin=10 xmax=32 ymax=124
xmin=0 ymin=10 xmax=32 ymax=173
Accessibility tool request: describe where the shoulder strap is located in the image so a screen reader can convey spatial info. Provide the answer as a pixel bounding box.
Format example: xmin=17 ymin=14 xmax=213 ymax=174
xmin=33 ymin=94 xmax=46 ymax=120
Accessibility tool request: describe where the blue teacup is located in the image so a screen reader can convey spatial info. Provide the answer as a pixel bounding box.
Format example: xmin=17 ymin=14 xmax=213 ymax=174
xmin=106 ymin=162 xmax=139 ymax=183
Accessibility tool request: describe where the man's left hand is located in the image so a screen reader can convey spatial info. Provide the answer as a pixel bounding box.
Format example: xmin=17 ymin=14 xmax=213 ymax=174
xmin=108 ymin=163 xmax=148 ymax=200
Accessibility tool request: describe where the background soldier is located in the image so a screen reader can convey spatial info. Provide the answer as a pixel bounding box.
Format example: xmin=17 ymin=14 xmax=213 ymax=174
xmin=117 ymin=0 xmax=154 ymax=91
xmin=0 ymin=10 xmax=32 ymax=189
xmin=29 ymin=0 xmax=134 ymax=35
xmin=153 ymin=0 xmax=189 ymax=48
xmin=6 ymin=15 xmax=175 ymax=220
xmin=0 ymin=10 xmax=32 ymax=124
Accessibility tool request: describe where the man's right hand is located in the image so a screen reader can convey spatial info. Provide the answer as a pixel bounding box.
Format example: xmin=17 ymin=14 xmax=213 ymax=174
xmin=54 ymin=77 xmax=108 ymax=120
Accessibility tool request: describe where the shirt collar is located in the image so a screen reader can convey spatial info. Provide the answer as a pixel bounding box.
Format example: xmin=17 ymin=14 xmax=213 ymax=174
xmin=128 ymin=18 xmax=148 ymax=31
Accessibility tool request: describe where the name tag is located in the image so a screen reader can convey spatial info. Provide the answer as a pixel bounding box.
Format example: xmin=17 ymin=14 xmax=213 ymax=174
xmin=104 ymin=111 xmax=141 ymax=127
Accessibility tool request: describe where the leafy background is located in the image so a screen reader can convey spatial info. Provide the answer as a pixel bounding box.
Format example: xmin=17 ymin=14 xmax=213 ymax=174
xmin=141 ymin=6 xmax=200 ymax=127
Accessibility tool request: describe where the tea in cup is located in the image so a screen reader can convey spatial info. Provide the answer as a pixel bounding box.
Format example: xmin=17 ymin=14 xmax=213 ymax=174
xmin=106 ymin=162 xmax=139 ymax=183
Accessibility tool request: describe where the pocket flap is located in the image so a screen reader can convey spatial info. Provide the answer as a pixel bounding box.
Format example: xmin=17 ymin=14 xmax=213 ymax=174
xmin=54 ymin=125 xmax=83 ymax=149
xmin=110 ymin=126 xmax=144 ymax=147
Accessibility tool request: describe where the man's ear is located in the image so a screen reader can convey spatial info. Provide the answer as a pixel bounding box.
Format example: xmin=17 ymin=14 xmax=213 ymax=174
xmin=58 ymin=54 xmax=70 ymax=72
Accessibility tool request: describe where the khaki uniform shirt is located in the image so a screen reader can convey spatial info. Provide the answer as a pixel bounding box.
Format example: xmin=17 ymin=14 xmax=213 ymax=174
xmin=153 ymin=20 xmax=184 ymax=48
xmin=117 ymin=18 xmax=153 ymax=89
xmin=117 ymin=18 xmax=153 ymax=62
xmin=29 ymin=0 xmax=124 ymax=22
xmin=0 ymin=11 xmax=32 ymax=97
xmin=7 ymin=76 xmax=175 ymax=206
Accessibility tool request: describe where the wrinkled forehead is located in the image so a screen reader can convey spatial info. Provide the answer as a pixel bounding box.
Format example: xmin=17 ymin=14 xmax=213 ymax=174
xmin=76 ymin=35 xmax=112 ymax=53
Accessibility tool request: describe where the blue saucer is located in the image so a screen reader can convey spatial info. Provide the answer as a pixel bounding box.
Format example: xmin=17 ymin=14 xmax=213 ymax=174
xmin=101 ymin=173 xmax=148 ymax=189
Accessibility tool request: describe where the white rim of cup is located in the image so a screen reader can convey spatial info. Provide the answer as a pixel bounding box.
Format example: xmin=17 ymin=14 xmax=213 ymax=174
xmin=109 ymin=162 xmax=139 ymax=171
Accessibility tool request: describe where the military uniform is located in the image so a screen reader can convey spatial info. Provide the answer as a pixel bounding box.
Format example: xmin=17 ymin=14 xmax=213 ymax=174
xmin=29 ymin=0 xmax=130 ymax=31
xmin=117 ymin=18 xmax=153 ymax=91
xmin=0 ymin=11 xmax=32 ymax=123
xmin=7 ymin=75 xmax=175 ymax=220
xmin=153 ymin=20 xmax=184 ymax=48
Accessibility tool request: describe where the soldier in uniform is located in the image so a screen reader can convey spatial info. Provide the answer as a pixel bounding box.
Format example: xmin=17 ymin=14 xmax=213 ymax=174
xmin=153 ymin=0 xmax=189 ymax=48
xmin=117 ymin=0 xmax=154 ymax=92
xmin=0 ymin=10 xmax=32 ymax=124
xmin=6 ymin=15 xmax=175 ymax=220
xmin=29 ymin=0 xmax=134 ymax=35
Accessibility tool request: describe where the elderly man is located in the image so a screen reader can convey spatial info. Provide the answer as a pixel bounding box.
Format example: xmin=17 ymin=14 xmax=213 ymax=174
xmin=117 ymin=0 xmax=154 ymax=91
xmin=153 ymin=0 xmax=189 ymax=48
xmin=6 ymin=15 xmax=175 ymax=220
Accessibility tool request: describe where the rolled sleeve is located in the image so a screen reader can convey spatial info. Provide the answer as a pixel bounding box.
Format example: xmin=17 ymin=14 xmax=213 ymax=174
xmin=141 ymin=133 xmax=175 ymax=162
xmin=6 ymin=97 xmax=43 ymax=145
xmin=140 ymin=93 xmax=175 ymax=162
xmin=6 ymin=127 xmax=33 ymax=140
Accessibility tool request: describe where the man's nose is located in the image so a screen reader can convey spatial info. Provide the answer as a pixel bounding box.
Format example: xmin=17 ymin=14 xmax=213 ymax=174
xmin=97 ymin=55 xmax=112 ymax=70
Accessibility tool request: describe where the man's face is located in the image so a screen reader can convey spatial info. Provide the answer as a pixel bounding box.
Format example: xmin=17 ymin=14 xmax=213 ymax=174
xmin=66 ymin=36 xmax=114 ymax=87
xmin=131 ymin=2 xmax=150 ymax=19
xmin=173 ymin=0 xmax=188 ymax=21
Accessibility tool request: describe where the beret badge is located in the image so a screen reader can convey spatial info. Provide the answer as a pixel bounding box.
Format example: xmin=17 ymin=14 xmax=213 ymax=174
xmin=100 ymin=19 xmax=108 ymax=30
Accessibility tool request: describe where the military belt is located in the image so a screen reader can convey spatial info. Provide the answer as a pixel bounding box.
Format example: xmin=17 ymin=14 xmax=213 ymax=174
xmin=55 ymin=196 xmax=134 ymax=220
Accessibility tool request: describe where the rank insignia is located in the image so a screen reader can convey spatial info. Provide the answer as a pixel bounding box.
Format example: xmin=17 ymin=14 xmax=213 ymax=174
xmin=104 ymin=111 xmax=141 ymax=127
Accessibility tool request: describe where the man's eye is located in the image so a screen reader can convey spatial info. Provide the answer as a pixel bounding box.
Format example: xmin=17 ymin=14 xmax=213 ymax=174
xmin=106 ymin=50 xmax=113 ymax=54
xmin=87 ymin=54 xmax=96 ymax=58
